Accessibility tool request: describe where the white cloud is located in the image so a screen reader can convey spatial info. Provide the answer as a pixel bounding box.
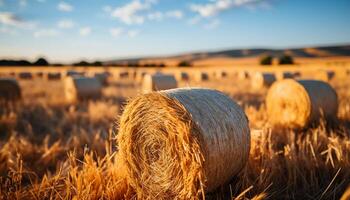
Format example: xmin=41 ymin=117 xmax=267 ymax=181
xmin=79 ymin=27 xmax=91 ymax=36
xmin=190 ymin=0 xmax=264 ymax=17
xmin=165 ymin=10 xmax=183 ymax=19
xmin=57 ymin=19 xmax=74 ymax=29
xmin=204 ymin=19 xmax=220 ymax=29
xmin=111 ymin=0 xmax=157 ymax=25
xmin=58 ymin=2 xmax=73 ymax=12
xmin=110 ymin=27 xmax=124 ymax=38
xmin=34 ymin=29 xmax=59 ymax=38
xmin=147 ymin=11 xmax=163 ymax=21
xmin=127 ymin=30 xmax=139 ymax=38
xmin=0 ymin=12 xmax=36 ymax=29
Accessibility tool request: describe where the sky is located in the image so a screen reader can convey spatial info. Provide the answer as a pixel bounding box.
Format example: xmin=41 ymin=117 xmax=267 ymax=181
xmin=0 ymin=0 xmax=349 ymax=63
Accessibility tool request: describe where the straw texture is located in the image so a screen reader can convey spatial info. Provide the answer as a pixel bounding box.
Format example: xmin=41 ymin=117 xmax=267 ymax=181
xmin=117 ymin=88 xmax=250 ymax=199
xmin=64 ymin=76 xmax=102 ymax=103
xmin=142 ymin=74 xmax=177 ymax=93
xmin=266 ymin=79 xmax=338 ymax=128
xmin=0 ymin=78 xmax=21 ymax=101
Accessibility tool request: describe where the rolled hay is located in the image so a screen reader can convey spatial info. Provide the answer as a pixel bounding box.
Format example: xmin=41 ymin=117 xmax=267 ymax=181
xmin=313 ymin=70 xmax=335 ymax=82
xmin=136 ymin=71 xmax=147 ymax=82
xmin=266 ymin=79 xmax=338 ymax=129
xmin=64 ymin=76 xmax=102 ymax=103
xmin=214 ymin=71 xmax=227 ymax=79
xmin=142 ymin=73 xmax=178 ymax=93
xmin=175 ymin=71 xmax=190 ymax=81
xmin=251 ymin=72 xmax=276 ymax=90
xmin=65 ymin=70 xmax=84 ymax=77
xmin=117 ymin=88 xmax=250 ymax=199
xmin=0 ymin=78 xmax=21 ymax=101
xmin=35 ymin=72 xmax=44 ymax=78
xmin=238 ymin=71 xmax=249 ymax=80
xmin=93 ymin=72 xmax=109 ymax=86
xmin=275 ymin=71 xmax=294 ymax=80
xmin=194 ymin=72 xmax=209 ymax=82
xmin=18 ymin=72 xmax=33 ymax=80
xmin=46 ymin=72 xmax=61 ymax=80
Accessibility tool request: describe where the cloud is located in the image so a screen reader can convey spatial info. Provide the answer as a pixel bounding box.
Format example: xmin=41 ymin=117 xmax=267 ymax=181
xmin=111 ymin=0 xmax=157 ymax=25
xmin=57 ymin=19 xmax=74 ymax=29
xmin=190 ymin=0 xmax=265 ymax=17
xmin=128 ymin=30 xmax=139 ymax=38
xmin=79 ymin=27 xmax=91 ymax=36
xmin=147 ymin=10 xmax=184 ymax=21
xmin=0 ymin=12 xmax=36 ymax=29
xmin=34 ymin=29 xmax=59 ymax=38
xmin=166 ymin=10 xmax=183 ymax=19
xmin=204 ymin=19 xmax=220 ymax=29
xmin=58 ymin=2 xmax=73 ymax=12
xmin=110 ymin=27 xmax=124 ymax=38
xmin=147 ymin=11 xmax=163 ymax=21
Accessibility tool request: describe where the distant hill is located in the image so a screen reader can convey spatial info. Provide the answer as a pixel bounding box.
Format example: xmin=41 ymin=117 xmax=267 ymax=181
xmin=104 ymin=44 xmax=350 ymax=66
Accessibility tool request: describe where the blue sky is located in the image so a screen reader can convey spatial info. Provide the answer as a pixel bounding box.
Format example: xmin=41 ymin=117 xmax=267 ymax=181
xmin=0 ymin=0 xmax=349 ymax=63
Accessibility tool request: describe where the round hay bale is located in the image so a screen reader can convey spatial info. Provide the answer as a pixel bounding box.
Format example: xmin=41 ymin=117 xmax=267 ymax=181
xmin=136 ymin=71 xmax=147 ymax=82
xmin=117 ymin=88 xmax=251 ymax=199
xmin=142 ymin=74 xmax=177 ymax=93
xmin=315 ymin=70 xmax=335 ymax=81
xmin=251 ymin=72 xmax=276 ymax=90
xmin=194 ymin=72 xmax=209 ymax=82
xmin=214 ymin=71 xmax=227 ymax=79
xmin=35 ymin=72 xmax=44 ymax=78
xmin=175 ymin=71 xmax=190 ymax=81
xmin=275 ymin=71 xmax=294 ymax=80
xmin=94 ymin=72 xmax=109 ymax=86
xmin=266 ymin=79 xmax=338 ymax=129
xmin=46 ymin=72 xmax=61 ymax=80
xmin=18 ymin=72 xmax=32 ymax=80
xmin=64 ymin=76 xmax=102 ymax=103
xmin=65 ymin=70 xmax=84 ymax=77
xmin=0 ymin=78 xmax=21 ymax=101
xmin=238 ymin=71 xmax=249 ymax=80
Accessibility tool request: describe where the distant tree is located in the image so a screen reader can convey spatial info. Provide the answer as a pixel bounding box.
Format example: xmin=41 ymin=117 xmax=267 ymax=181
xmin=33 ymin=58 xmax=49 ymax=66
xmin=260 ymin=55 xmax=273 ymax=65
xmin=92 ymin=61 xmax=103 ymax=66
xmin=279 ymin=55 xmax=294 ymax=65
xmin=73 ymin=61 xmax=90 ymax=66
xmin=178 ymin=61 xmax=192 ymax=67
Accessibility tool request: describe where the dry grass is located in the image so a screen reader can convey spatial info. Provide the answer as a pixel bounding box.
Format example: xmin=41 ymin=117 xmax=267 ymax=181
xmin=0 ymin=66 xmax=349 ymax=199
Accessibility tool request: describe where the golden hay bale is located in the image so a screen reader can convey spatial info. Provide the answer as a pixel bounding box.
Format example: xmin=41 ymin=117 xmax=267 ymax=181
xmin=142 ymin=74 xmax=177 ymax=93
xmin=46 ymin=72 xmax=61 ymax=80
xmin=117 ymin=88 xmax=251 ymax=199
xmin=314 ymin=70 xmax=335 ymax=81
xmin=214 ymin=71 xmax=227 ymax=79
xmin=175 ymin=71 xmax=190 ymax=81
xmin=94 ymin=72 xmax=109 ymax=86
xmin=64 ymin=76 xmax=102 ymax=103
xmin=238 ymin=71 xmax=249 ymax=80
xmin=275 ymin=71 xmax=294 ymax=80
xmin=251 ymin=72 xmax=276 ymax=90
xmin=266 ymin=79 xmax=338 ymax=129
xmin=136 ymin=71 xmax=147 ymax=82
xmin=194 ymin=72 xmax=209 ymax=82
xmin=18 ymin=72 xmax=33 ymax=80
xmin=0 ymin=78 xmax=21 ymax=101
xmin=65 ymin=70 xmax=85 ymax=77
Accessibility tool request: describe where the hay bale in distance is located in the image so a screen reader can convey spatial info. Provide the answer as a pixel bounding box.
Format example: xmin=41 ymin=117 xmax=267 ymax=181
xmin=276 ymin=71 xmax=294 ymax=80
xmin=175 ymin=71 xmax=190 ymax=81
xmin=46 ymin=72 xmax=61 ymax=80
xmin=94 ymin=72 xmax=109 ymax=86
xmin=18 ymin=72 xmax=33 ymax=80
xmin=142 ymin=74 xmax=177 ymax=93
xmin=0 ymin=78 xmax=21 ymax=101
xmin=65 ymin=70 xmax=84 ymax=77
xmin=251 ymin=72 xmax=276 ymax=90
xmin=214 ymin=71 xmax=227 ymax=79
xmin=266 ymin=79 xmax=338 ymax=129
xmin=117 ymin=88 xmax=251 ymax=199
xmin=194 ymin=72 xmax=209 ymax=82
xmin=64 ymin=76 xmax=102 ymax=103
xmin=238 ymin=71 xmax=249 ymax=80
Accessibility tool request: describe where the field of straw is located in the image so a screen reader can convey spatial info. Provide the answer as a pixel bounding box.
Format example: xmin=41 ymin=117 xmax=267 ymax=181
xmin=0 ymin=66 xmax=350 ymax=199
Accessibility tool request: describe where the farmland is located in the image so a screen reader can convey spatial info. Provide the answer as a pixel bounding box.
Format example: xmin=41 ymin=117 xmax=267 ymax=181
xmin=0 ymin=64 xmax=350 ymax=199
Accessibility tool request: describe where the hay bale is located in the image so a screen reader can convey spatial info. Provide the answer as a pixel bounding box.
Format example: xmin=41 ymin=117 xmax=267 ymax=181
xmin=275 ymin=71 xmax=294 ymax=80
xmin=266 ymin=79 xmax=338 ymax=128
xmin=214 ymin=71 xmax=227 ymax=79
xmin=46 ymin=72 xmax=61 ymax=80
xmin=142 ymin=74 xmax=177 ymax=93
xmin=18 ymin=72 xmax=32 ymax=80
xmin=0 ymin=78 xmax=21 ymax=101
xmin=64 ymin=76 xmax=102 ymax=103
xmin=65 ymin=70 xmax=84 ymax=77
xmin=315 ymin=70 xmax=335 ymax=81
xmin=136 ymin=71 xmax=147 ymax=82
xmin=175 ymin=71 xmax=190 ymax=81
xmin=117 ymin=88 xmax=250 ymax=199
xmin=35 ymin=72 xmax=44 ymax=78
xmin=94 ymin=72 xmax=109 ymax=86
xmin=238 ymin=71 xmax=249 ymax=80
xmin=251 ymin=72 xmax=276 ymax=90
xmin=194 ymin=72 xmax=209 ymax=82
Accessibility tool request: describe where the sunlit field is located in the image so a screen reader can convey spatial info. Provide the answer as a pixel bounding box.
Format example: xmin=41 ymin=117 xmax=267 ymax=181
xmin=0 ymin=64 xmax=349 ymax=199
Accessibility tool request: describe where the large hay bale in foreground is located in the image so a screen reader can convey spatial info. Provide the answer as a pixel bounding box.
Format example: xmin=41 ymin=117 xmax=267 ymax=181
xmin=0 ymin=78 xmax=21 ymax=101
xmin=251 ymin=72 xmax=276 ymax=90
xmin=266 ymin=79 xmax=338 ymax=129
xmin=64 ymin=77 xmax=102 ymax=103
xmin=118 ymin=88 xmax=251 ymax=199
xmin=142 ymin=74 xmax=177 ymax=93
